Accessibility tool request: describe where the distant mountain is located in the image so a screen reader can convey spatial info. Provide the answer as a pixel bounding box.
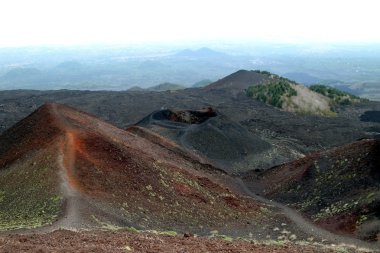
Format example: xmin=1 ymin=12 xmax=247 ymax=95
xmin=127 ymin=85 xmax=145 ymax=91
xmin=148 ymin=82 xmax=186 ymax=91
xmin=192 ymin=79 xmax=213 ymax=88
xmin=175 ymin=47 xmax=228 ymax=58
xmin=2 ymin=67 xmax=41 ymax=79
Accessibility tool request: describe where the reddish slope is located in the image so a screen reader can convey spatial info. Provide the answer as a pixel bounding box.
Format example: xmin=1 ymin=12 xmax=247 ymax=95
xmin=0 ymin=103 xmax=263 ymax=234
xmin=245 ymin=139 xmax=380 ymax=241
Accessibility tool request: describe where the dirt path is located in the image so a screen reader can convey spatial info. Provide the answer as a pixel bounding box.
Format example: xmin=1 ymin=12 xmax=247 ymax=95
xmin=54 ymin=142 xmax=83 ymax=230
xmin=235 ymin=178 xmax=379 ymax=251
xmin=28 ymin=103 xmax=88 ymax=232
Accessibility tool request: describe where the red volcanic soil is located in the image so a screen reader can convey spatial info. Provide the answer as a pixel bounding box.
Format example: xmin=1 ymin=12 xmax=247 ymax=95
xmin=0 ymin=103 xmax=265 ymax=234
xmin=0 ymin=229 xmax=337 ymax=253
xmin=157 ymin=107 xmax=217 ymax=124
xmin=245 ymin=139 xmax=380 ymax=241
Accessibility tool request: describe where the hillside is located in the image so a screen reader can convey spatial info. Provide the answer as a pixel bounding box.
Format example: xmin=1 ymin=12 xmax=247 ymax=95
xmin=245 ymin=76 xmax=368 ymax=116
xmin=310 ymin=84 xmax=363 ymax=105
xmin=205 ymin=70 xmax=336 ymax=116
xmin=136 ymin=108 xmax=303 ymax=173
xmin=246 ymin=78 xmax=336 ymax=116
xmin=205 ymin=70 xmax=269 ymax=91
xmin=244 ymin=139 xmax=380 ymax=242
xmin=0 ymin=103 xmax=276 ymax=235
xmin=1 ymin=229 xmax=349 ymax=253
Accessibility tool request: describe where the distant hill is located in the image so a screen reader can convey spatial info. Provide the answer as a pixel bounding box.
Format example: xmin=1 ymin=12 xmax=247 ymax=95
xmin=55 ymin=61 xmax=83 ymax=71
xmin=148 ymin=82 xmax=186 ymax=91
xmin=2 ymin=67 xmax=41 ymax=79
xmin=175 ymin=47 xmax=228 ymax=58
xmin=205 ymin=70 xmax=270 ymax=91
xmin=127 ymin=85 xmax=145 ymax=91
xmin=129 ymin=83 xmax=186 ymax=92
xmin=192 ymin=79 xmax=213 ymax=88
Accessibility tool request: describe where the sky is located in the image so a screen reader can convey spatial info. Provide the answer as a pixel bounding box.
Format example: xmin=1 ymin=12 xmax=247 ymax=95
xmin=0 ymin=0 xmax=379 ymax=47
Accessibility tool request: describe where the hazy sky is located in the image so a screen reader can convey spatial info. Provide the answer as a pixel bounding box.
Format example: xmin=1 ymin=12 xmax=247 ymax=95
xmin=0 ymin=0 xmax=379 ymax=47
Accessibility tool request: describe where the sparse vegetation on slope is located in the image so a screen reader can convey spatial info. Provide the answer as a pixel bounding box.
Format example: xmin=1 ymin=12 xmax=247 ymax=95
xmin=252 ymin=70 xmax=297 ymax=84
xmin=309 ymin=85 xmax=362 ymax=105
xmin=252 ymin=139 xmax=380 ymax=242
xmin=0 ymin=152 xmax=62 ymax=230
xmin=246 ymin=80 xmax=297 ymax=108
xmin=246 ymin=73 xmax=336 ymax=116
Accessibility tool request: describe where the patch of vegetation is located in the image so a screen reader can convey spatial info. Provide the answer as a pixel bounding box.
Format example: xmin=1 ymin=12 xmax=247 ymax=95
xmin=264 ymin=239 xmax=288 ymax=246
xmin=247 ymin=80 xmax=297 ymax=108
xmin=312 ymin=198 xmax=361 ymax=221
xmin=158 ymin=230 xmax=177 ymax=236
xmin=253 ymin=70 xmax=297 ymax=83
xmin=92 ymin=215 xmax=140 ymax=231
xmin=309 ymin=85 xmax=361 ymax=105
xmin=126 ymin=226 xmax=140 ymax=233
xmin=211 ymin=234 xmax=234 ymax=242
xmin=0 ymin=151 xmax=62 ymax=230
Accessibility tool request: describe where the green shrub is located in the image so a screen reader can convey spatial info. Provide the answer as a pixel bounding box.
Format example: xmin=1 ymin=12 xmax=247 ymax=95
xmin=309 ymin=85 xmax=360 ymax=105
xmin=247 ymin=80 xmax=297 ymax=108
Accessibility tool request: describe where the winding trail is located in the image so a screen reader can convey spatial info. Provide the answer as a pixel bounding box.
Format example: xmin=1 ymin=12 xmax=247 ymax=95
xmin=235 ymin=178 xmax=379 ymax=251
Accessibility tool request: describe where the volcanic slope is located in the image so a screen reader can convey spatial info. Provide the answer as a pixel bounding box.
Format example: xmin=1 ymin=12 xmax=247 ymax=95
xmin=205 ymin=69 xmax=269 ymax=91
xmin=136 ymin=107 xmax=303 ymax=173
xmin=0 ymin=102 xmax=278 ymax=236
xmin=243 ymin=139 xmax=380 ymax=243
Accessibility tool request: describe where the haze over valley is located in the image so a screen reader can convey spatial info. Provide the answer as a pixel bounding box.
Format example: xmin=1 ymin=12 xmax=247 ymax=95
xmin=1 ymin=43 xmax=380 ymax=101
